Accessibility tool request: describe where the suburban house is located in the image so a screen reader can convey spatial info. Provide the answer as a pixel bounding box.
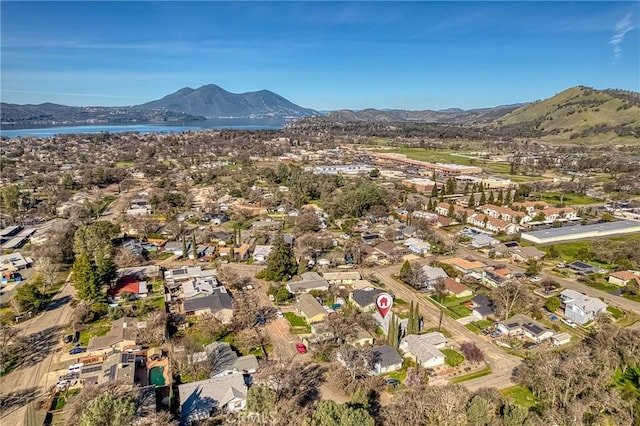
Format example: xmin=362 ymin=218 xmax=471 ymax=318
xmin=182 ymin=275 xmax=219 ymax=299
xmin=442 ymin=278 xmax=473 ymax=298
xmin=567 ymin=261 xmax=601 ymax=276
xmin=350 ymin=287 xmax=385 ymax=311
xmin=540 ymin=207 xmax=578 ymax=222
xmin=182 ymin=288 xmax=234 ymax=322
xmin=421 ymin=265 xmax=449 ymax=289
xmin=252 ymin=245 xmax=273 ymax=263
xmin=498 ymin=314 xmax=553 ymax=343
xmin=511 ymin=201 xmax=549 ymax=215
xmin=295 ymin=293 xmax=327 ymax=324
xmin=373 ymin=241 xmax=407 ymax=261
xmin=371 ymin=345 xmax=404 ymax=375
xmin=470 ymin=294 xmax=495 ymax=320
xmin=107 ymin=275 xmax=149 ymax=302
xmin=233 ymin=243 xmax=252 ymax=261
xmin=470 ymin=233 xmax=499 ymax=249
xmin=481 ymin=266 xmax=513 ymax=287
xmin=287 ymin=272 xmax=330 ymax=294
xmin=608 ymin=270 xmax=640 ymax=286
xmin=189 ymin=342 xmax=258 ymax=376
xmin=403 ymin=237 xmax=431 ymax=255
xmin=86 ymin=317 xmax=141 ymax=354
xmin=348 ymin=327 xmax=375 ymax=347
xmin=178 ymin=372 xmax=248 ymax=424
xmin=80 ymin=352 xmax=137 ymax=386
xmin=399 ymin=332 xmax=447 ymax=368
xmin=510 ymin=246 xmax=546 ymax=263
xmin=559 ymin=289 xmax=608 ymax=324
xmin=322 ymin=271 xmax=361 ymax=285
xmin=439 ymin=258 xmax=485 ymax=275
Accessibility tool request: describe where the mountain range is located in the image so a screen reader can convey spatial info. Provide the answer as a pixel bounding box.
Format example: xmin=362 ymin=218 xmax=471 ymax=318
xmin=2 ymin=85 xmax=639 ymax=144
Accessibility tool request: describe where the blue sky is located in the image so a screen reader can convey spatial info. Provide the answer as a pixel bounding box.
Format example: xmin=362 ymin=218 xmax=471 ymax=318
xmin=1 ymin=1 xmax=638 ymax=110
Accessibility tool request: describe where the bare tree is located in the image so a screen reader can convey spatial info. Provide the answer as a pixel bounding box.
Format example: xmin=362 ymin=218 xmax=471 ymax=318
xmin=34 ymin=256 xmax=58 ymax=294
xmin=491 ymin=279 xmax=532 ymax=320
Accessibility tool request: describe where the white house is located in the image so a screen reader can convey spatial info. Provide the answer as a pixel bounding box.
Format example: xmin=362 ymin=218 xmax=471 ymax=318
xmin=559 ymin=289 xmax=607 ymax=325
xmin=371 ymin=345 xmax=404 ymax=375
xmin=252 ymin=245 xmax=273 ymax=263
xmin=399 ymin=333 xmax=447 ymax=368
xmin=178 ymin=372 xmax=247 ymax=424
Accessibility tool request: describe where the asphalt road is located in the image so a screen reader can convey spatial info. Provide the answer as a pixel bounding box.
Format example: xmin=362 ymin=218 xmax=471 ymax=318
xmin=0 ymin=278 xmax=75 ymax=425
xmin=371 ymin=265 xmax=522 ymax=391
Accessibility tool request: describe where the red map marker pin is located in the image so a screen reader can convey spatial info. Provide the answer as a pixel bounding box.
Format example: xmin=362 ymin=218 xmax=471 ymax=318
xmin=376 ymin=293 xmax=393 ymax=319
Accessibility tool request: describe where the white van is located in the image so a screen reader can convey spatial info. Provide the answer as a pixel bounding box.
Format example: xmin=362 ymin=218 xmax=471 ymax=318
xmin=68 ymin=363 xmax=84 ymax=373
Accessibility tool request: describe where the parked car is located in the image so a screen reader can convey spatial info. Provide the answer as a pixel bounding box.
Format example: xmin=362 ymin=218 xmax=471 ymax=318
xmin=63 ymin=335 xmax=73 ymax=344
xmin=561 ymin=318 xmax=577 ymax=328
xmin=529 ymin=276 xmax=542 ymax=283
xmin=490 ymin=331 xmax=501 ymax=338
xmin=69 ymin=347 xmax=86 ymax=355
xmin=482 ymin=328 xmax=492 ymax=335
xmin=385 ymin=378 xmax=400 ymax=386
xmin=276 ymin=311 xmax=284 ymax=319
xmin=556 ymin=263 xmax=566 ymax=268
xmin=295 ymin=343 xmax=307 ymax=354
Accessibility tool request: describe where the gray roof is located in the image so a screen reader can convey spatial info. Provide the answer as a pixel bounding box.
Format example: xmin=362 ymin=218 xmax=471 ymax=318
xmin=183 ymin=290 xmax=233 ymax=314
xmin=522 ymin=220 xmax=640 ymax=241
xmin=179 ymin=373 xmax=247 ymax=423
xmin=560 ymin=289 xmax=607 ymax=313
xmin=288 ymin=272 xmax=329 ymax=293
xmin=400 ymin=334 xmax=446 ymax=363
xmin=100 ymin=352 xmax=136 ymax=384
xmin=372 ymin=345 xmax=403 ymax=368
xmin=421 ymin=265 xmax=448 ymax=282
xmin=351 ymin=288 xmax=384 ymax=309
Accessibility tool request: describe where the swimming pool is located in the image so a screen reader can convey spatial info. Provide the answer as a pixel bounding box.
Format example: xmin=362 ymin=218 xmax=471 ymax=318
xmin=149 ymin=366 xmax=165 ymax=386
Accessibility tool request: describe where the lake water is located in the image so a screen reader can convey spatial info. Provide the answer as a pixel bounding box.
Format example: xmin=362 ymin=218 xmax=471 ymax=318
xmin=0 ymin=120 xmax=282 ymax=138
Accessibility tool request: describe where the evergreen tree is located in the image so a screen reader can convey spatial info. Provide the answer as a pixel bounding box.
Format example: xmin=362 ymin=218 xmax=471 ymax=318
xmin=439 ymin=190 xmax=445 ymax=203
xmin=497 ymin=189 xmax=504 ymax=205
xmin=72 ymin=253 xmax=101 ymax=301
xmin=181 ymin=235 xmax=187 ymax=259
xmin=488 ymin=191 xmax=495 ymax=205
xmin=468 ymin=193 xmax=476 ymax=209
xmin=408 ymin=301 xmax=415 ymax=334
xmin=95 ymin=253 xmax=116 ymax=286
xmin=463 ymin=182 xmax=469 ymax=195
xmin=479 ymin=190 xmax=486 ymax=206
xmin=191 ymin=233 xmax=197 ymax=261
xmin=399 ymin=260 xmax=412 ymax=283
xmin=431 ymin=184 xmax=438 ymax=198
xmin=504 ymin=190 xmax=512 ymax=206
xmin=447 ymin=203 xmax=455 ymax=218
xmin=446 ymin=178 xmax=455 ymax=195
xmin=256 ymin=235 xmax=298 ymax=282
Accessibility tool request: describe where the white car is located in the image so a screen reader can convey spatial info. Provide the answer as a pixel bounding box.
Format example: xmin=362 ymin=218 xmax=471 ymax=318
xmin=561 ymin=318 xmax=577 ymax=328
xmin=276 ymin=311 xmax=284 ymax=319
xmin=529 ymin=276 xmax=542 ymax=283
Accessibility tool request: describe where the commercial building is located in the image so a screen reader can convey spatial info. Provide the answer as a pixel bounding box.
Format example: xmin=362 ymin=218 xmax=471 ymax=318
xmin=521 ymin=220 xmax=640 ymax=245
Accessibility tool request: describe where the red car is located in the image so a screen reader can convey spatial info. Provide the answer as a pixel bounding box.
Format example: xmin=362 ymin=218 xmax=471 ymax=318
xmin=295 ymin=343 xmax=307 ymax=354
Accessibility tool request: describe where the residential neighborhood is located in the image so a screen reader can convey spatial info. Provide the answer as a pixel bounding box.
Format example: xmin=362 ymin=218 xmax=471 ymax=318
xmin=1 ymin=107 xmax=640 ymax=425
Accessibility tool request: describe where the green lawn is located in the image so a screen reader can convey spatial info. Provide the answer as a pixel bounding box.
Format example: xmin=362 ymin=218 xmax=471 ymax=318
xmin=115 ymin=161 xmax=134 ymax=168
xmin=97 ymin=195 xmax=117 ymax=214
xmin=501 ymin=386 xmax=538 ymax=408
xmin=606 ymin=305 xmax=625 ymax=320
xmin=582 ymin=279 xmax=621 ymax=293
xmin=538 ymin=191 xmax=601 ymax=206
xmin=465 ymin=323 xmax=482 ymax=334
xmin=155 ymin=252 xmax=174 ymax=260
xmin=394 ymin=298 xmax=408 ymax=306
xmin=450 ymin=366 xmax=492 ymax=383
xmin=78 ymin=323 xmax=111 ymax=346
xmin=283 ymin=312 xmax=308 ymax=327
xmin=448 ymin=305 xmax=472 ymax=318
xmin=442 ymin=349 xmax=465 ymax=367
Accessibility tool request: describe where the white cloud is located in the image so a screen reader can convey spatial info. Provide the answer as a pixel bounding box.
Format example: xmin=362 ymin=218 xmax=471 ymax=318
xmin=609 ymin=12 xmax=636 ymax=61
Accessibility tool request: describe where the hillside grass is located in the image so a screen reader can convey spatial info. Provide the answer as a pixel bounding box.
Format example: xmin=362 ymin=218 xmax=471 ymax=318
xmin=501 ymin=386 xmax=538 ymax=408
